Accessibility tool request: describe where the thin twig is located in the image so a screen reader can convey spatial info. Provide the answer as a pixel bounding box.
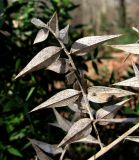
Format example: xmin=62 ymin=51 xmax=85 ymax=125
xmin=59 ymin=144 xmax=68 ymax=160
xmin=46 ymin=25 xmax=103 ymax=149
xmin=88 ymin=122 xmax=139 ymax=160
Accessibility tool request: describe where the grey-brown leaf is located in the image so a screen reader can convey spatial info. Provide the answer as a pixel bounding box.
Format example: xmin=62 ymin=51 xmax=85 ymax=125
xmin=48 ymin=12 xmax=59 ymax=37
xmin=30 ymin=89 xmax=81 ymax=112
xmin=53 ymin=108 xmax=72 ymax=132
xmin=109 ymin=44 xmax=139 ymax=55
xmin=87 ymin=86 xmax=134 ymax=103
xmin=29 ymin=138 xmax=62 ymax=155
xmin=113 ymin=76 xmax=139 ymax=88
xmin=70 ymin=34 xmax=121 ymax=56
xmin=132 ymin=62 xmax=139 ymax=77
xmin=58 ymin=118 xmax=92 ymax=147
xmin=74 ymin=135 xmax=99 ymax=144
xmin=15 ymin=46 xmax=61 ymax=79
xmin=59 ymin=24 xmax=69 ymax=44
xmin=47 ymin=58 xmax=70 ymax=74
xmin=34 ymin=28 xmax=49 ymax=44
xmin=31 ymin=18 xmax=47 ymax=28
xmin=32 ymin=144 xmax=53 ymax=160
xmin=96 ymin=99 xmax=130 ymax=125
xmin=125 ymin=136 xmax=139 ymax=143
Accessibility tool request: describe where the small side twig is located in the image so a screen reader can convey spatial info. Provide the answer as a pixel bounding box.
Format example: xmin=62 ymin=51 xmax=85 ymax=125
xmin=88 ymin=122 xmax=139 ymax=160
xmin=59 ymin=145 xmax=69 ymax=160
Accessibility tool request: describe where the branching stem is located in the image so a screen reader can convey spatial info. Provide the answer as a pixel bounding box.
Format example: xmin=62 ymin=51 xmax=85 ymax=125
xmin=46 ymin=26 xmax=103 ymax=149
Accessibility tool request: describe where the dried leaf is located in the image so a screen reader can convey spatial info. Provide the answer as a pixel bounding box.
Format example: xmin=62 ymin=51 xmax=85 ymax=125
xmin=29 ymin=138 xmax=62 ymax=155
xmin=109 ymin=44 xmax=139 ymax=55
xmin=53 ymin=108 xmax=72 ymax=132
xmin=48 ymin=12 xmax=59 ymax=37
xmin=132 ymin=27 xmax=139 ymax=33
xmin=15 ymin=46 xmax=61 ymax=79
xmin=87 ymin=86 xmax=134 ymax=103
xmin=96 ymin=99 xmax=130 ymax=125
xmin=58 ymin=118 xmax=92 ymax=147
xmin=132 ymin=62 xmax=139 ymax=77
xmin=70 ymin=34 xmax=121 ymax=56
xmin=30 ymin=89 xmax=81 ymax=112
xmin=32 ymin=144 xmax=53 ymax=160
xmin=125 ymin=136 xmax=139 ymax=143
xmin=31 ymin=18 xmax=47 ymax=28
xmin=113 ymin=76 xmax=139 ymax=88
xmin=34 ymin=28 xmax=49 ymax=44
xmin=59 ymin=24 xmax=69 ymax=44
xmin=68 ymin=103 xmax=80 ymax=112
xmin=74 ymin=135 xmax=99 ymax=144
xmin=66 ymin=71 xmax=76 ymax=85
xmin=47 ymin=58 xmax=70 ymax=74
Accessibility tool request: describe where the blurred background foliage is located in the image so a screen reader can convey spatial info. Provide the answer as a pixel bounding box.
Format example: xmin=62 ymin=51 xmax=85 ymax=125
xmin=0 ymin=0 xmax=139 ymax=160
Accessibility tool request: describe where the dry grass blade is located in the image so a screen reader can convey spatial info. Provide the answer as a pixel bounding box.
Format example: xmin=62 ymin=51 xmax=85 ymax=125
xmin=96 ymin=99 xmax=130 ymax=125
xmin=31 ymin=18 xmax=47 ymax=28
xmin=15 ymin=46 xmax=62 ymax=79
xmin=47 ymin=58 xmax=70 ymax=74
xmin=59 ymin=24 xmax=69 ymax=44
xmin=70 ymin=34 xmax=121 ymax=56
xmin=34 ymin=28 xmax=49 ymax=44
xmin=87 ymin=86 xmax=134 ymax=103
xmin=29 ymin=138 xmax=62 ymax=155
xmin=31 ymin=144 xmax=53 ymax=160
xmin=109 ymin=44 xmax=139 ymax=55
xmin=97 ymin=118 xmax=139 ymax=123
xmin=48 ymin=12 xmax=59 ymax=37
xmin=53 ymin=108 xmax=72 ymax=132
xmin=113 ymin=76 xmax=139 ymax=88
xmin=125 ymin=136 xmax=139 ymax=143
xmin=30 ymin=89 xmax=81 ymax=112
xmin=58 ymin=118 xmax=92 ymax=147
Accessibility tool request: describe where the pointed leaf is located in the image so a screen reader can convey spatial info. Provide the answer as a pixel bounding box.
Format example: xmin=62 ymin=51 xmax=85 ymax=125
xmin=32 ymin=144 xmax=53 ymax=160
xmin=31 ymin=89 xmax=81 ymax=112
xmin=132 ymin=27 xmax=139 ymax=33
xmin=70 ymin=34 xmax=121 ymax=56
xmin=58 ymin=118 xmax=92 ymax=147
xmin=29 ymin=138 xmax=62 ymax=155
xmin=125 ymin=136 xmax=139 ymax=143
xmin=53 ymin=109 xmax=72 ymax=132
xmin=132 ymin=62 xmax=139 ymax=77
xmin=34 ymin=28 xmax=49 ymax=44
xmin=47 ymin=58 xmax=70 ymax=74
xmin=74 ymin=135 xmax=99 ymax=144
xmin=114 ymin=76 xmax=139 ymax=88
xmin=15 ymin=46 xmax=61 ymax=79
xmin=66 ymin=71 xmax=76 ymax=85
xmin=59 ymin=24 xmax=69 ymax=44
xmin=109 ymin=44 xmax=139 ymax=55
xmin=48 ymin=12 xmax=59 ymax=37
xmin=31 ymin=18 xmax=47 ymax=28
xmin=96 ymin=99 xmax=129 ymax=125
xmin=87 ymin=86 xmax=134 ymax=103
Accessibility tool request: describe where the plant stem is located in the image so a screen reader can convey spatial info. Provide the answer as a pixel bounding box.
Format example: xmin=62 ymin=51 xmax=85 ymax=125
xmin=88 ymin=122 xmax=139 ymax=160
xmin=59 ymin=145 xmax=68 ymax=160
xmin=46 ymin=26 xmax=103 ymax=149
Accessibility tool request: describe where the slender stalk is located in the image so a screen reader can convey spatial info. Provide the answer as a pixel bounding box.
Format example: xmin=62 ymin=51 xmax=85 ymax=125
xmin=46 ymin=26 xmax=103 ymax=149
xmin=88 ymin=122 xmax=139 ymax=160
xmin=59 ymin=145 xmax=68 ymax=160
